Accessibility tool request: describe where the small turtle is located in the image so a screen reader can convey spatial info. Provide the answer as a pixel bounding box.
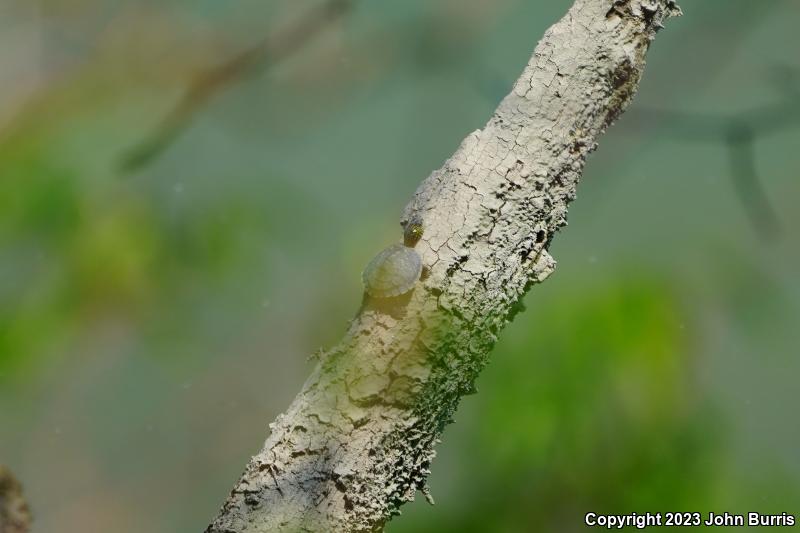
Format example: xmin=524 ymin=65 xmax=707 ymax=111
xmin=362 ymin=218 xmax=424 ymax=298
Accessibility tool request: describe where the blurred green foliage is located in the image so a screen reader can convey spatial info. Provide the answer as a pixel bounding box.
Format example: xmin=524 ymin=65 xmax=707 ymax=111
xmin=395 ymin=277 xmax=723 ymax=531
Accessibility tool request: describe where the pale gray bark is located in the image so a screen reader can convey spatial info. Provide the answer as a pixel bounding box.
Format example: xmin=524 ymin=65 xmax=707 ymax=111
xmin=207 ymin=1 xmax=681 ymax=531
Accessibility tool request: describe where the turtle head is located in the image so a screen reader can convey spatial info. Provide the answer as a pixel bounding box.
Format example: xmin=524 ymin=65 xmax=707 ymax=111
xmin=402 ymin=217 xmax=424 ymax=247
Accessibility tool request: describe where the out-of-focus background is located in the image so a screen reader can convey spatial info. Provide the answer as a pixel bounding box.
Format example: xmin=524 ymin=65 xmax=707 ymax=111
xmin=1 ymin=0 xmax=798 ymax=531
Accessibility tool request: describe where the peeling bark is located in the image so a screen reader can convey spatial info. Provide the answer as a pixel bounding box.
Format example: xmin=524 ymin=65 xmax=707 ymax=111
xmin=207 ymin=1 xmax=681 ymax=531
xmin=0 ymin=466 xmax=32 ymax=533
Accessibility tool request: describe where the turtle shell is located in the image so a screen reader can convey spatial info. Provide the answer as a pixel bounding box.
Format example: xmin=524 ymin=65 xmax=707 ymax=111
xmin=362 ymin=243 xmax=422 ymax=298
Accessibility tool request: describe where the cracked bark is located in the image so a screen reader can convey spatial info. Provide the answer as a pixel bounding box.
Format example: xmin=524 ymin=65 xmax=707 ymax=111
xmin=207 ymin=1 xmax=681 ymax=531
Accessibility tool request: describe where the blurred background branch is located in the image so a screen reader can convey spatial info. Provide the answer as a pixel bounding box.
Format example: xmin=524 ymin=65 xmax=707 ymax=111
xmin=0 ymin=466 xmax=31 ymax=533
xmin=623 ymin=81 xmax=800 ymax=241
xmin=120 ymin=0 xmax=355 ymax=172
xmin=726 ymin=122 xmax=781 ymax=240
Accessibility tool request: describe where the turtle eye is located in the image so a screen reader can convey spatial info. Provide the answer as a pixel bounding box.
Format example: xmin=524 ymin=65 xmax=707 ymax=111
xmin=408 ymin=224 xmax=424 ymax=242
xmin=403 ymin=218 xmax=424 ymax=245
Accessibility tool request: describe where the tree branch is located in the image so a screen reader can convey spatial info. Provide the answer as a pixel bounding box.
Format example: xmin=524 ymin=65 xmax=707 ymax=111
xmin=0 ymin=466 xmax=32 ymax=533
xmin=206 ymin=0 xmax=681 ymax=531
